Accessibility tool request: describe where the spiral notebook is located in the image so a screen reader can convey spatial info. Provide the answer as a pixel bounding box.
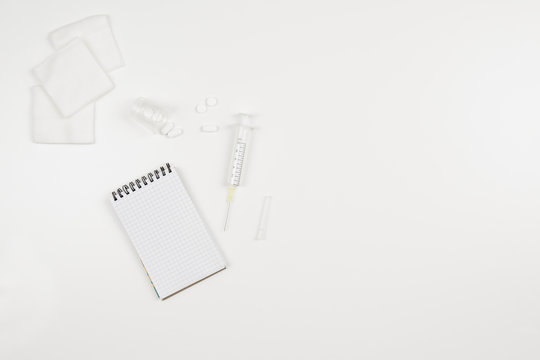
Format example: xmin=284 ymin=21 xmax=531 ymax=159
xmin=110 ymin=163 xmax=226 ymax=300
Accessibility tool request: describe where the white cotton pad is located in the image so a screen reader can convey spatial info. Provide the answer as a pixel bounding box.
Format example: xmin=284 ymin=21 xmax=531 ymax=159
xmin=32 ymin=39 xmax=114 ymax=117
xmin=49 ymin=15 xmax=124 ymax=72
xmin=31 ymin=86 xmax=95 ymax=144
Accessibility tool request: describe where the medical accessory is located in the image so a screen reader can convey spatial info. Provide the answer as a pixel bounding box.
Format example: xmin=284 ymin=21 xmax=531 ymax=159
xmin=223 ymin=113 xmax=256 ymax=231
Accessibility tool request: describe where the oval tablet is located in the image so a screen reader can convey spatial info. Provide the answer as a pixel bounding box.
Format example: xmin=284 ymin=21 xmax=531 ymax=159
xmin=160 ymin=122 xmax=174 ymax=135
xmin=195 ymin=104 xmax=207 ymax=113
xmin=200 ymin=124 xmax=220 ymax=133
xmin=205 ymin=97 xmax=218 ymax=107
xmin=167 ymin=127 xmax=183 ymax=137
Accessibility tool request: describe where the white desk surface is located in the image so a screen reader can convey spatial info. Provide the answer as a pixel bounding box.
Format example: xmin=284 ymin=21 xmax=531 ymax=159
xmin=2 ymin=1 xmax=540 ymax=359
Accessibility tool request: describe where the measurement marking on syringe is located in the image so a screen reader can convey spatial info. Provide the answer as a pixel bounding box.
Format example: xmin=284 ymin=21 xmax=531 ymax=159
xmin=231 ymin=141 xmax=247 ymax=185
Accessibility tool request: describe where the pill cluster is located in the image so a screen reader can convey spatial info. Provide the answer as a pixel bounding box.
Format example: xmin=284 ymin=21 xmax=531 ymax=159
xmin=132 ymin=96 xmax=224 ymax=137
xmin=132 ymin=98 xmax=183 ymax=138
xmin=195 ymin=97 xmax=221 ymax=133
xmin=195 ymin=97 xmax=218 ymax=114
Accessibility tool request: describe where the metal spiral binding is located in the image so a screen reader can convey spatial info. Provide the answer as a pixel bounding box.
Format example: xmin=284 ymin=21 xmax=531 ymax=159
xmin=112 ymin=163 xmax=172 ymax=201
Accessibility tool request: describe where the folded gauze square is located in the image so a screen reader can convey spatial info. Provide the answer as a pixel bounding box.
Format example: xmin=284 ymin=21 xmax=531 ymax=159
xmin=31 ymin=86 xmax=95 ymax=144
xmin=32 ymin=39 xmax=114 ymax=117
xmin=49 ymin=15 xmax=124 ymax=72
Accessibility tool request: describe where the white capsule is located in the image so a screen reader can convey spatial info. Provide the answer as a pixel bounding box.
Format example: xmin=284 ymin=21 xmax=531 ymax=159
xmin=160 ymin=122 xmax=174 ymax=135
xmin=195 ymin=104 xmax=207 ymax=113
xmin=200 ymin=124 xmax=220 ymax=133
xmin=205 ymin=97 xmax=218 ymax=107
xmin=167 ymin=127 xmax=183 ymax=137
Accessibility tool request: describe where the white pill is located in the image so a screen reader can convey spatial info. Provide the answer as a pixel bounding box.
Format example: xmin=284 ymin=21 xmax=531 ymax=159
xmin=143 ymin=107 xmax=155 ymax=119
xmin=200 ymin=124 xmax=220 ymax=133
xmin=195 ymin=104 xmax=207 ymax=113
xmin=160 ymin=122 xmax=174 ymax=135
xmin=205 ymin=97 xmax=218 ymax=107
xmin=167 ymin=127 xmax=183 ymax=137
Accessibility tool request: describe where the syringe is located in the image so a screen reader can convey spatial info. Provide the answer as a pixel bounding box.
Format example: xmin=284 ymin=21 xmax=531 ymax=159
xmin=224 ymin=113 xmax=255 ymax=231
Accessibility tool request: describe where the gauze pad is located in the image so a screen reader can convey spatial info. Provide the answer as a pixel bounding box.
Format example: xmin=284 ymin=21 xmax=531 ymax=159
xmin=49 ymin=15 xmax=124 ymax=72
xmin=32 ymin=39 xmax=114 ymax=117
xmin=31 ymin=86 xmax=95 ymax=144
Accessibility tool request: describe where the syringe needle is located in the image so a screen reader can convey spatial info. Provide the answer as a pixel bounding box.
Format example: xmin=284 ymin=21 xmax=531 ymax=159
xmin=224 ymin=201 xmax=231 ymax=231
xmin=224 ymin=187 xmax=235 ymax=232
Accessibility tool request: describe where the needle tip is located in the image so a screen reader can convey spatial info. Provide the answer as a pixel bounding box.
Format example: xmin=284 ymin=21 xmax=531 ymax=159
xmin=224 ymin=202 xmax=231 ymax=232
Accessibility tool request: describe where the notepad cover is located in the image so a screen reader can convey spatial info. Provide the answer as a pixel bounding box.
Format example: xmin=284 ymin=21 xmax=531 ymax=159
xmin=111 ymin=165 xmax=226 ymax=299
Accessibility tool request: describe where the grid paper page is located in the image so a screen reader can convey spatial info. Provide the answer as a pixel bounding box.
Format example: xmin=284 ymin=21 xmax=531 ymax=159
xmin=111 ymin=166 xmax=226 ymax=299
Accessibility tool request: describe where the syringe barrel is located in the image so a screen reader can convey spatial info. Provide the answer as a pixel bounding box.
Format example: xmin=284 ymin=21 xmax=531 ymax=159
xmin=227 ymin=115 xmax=254 ymax=187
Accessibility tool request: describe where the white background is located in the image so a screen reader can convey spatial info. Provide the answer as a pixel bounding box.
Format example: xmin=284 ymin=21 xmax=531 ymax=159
xmin=1 ymin=0 xmax=540 ymax=359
